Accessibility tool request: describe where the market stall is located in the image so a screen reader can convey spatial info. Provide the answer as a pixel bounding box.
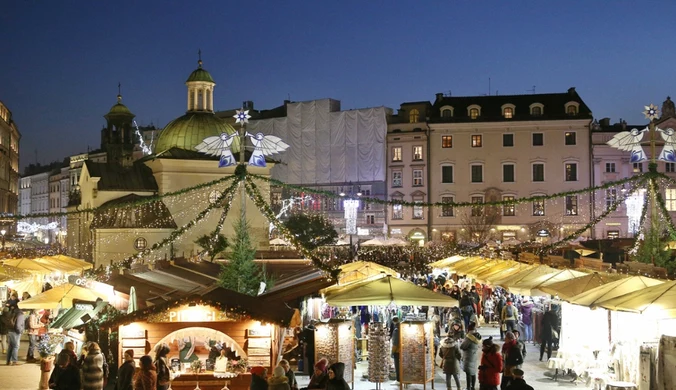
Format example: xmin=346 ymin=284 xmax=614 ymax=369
xmin=538 ymin=273 xmax=626 ymax=301
xmin=18 ymin=283 xmax=109 ymax=309
xmin=101 ymin=289 xmax=294 ymax=390
xmin=507 ymin=269 xmax=587 ymax=296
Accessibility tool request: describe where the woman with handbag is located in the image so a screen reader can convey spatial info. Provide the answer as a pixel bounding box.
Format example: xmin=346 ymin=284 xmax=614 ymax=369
xmin=438 ymin=336 xmax=462 ymax=390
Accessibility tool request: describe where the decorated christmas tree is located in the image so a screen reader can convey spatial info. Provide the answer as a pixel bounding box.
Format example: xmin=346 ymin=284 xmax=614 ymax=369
xmin=218 ymin=216 xmax=264 ymax=295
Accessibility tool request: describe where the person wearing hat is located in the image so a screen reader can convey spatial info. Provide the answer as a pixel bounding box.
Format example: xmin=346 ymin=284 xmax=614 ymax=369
xmin=326 ymin=362 xmax=350 ymax=390
xmin=268 ymin=366 xmax=291 ymax=390
xmin=505 ymin=368 xmax=534 ymax=390
xmin=438 ymin=336 xmax=462 ymax=390
xmin=501 ymin=332 xmax=523 ymax=389
xmin=301 ymin=358 xmax=328 ymax=390
xmin=501 ymin=298 xmax=517 ymax=334
xmin=390 ymin=316 xmax=401 ymax=382
xmin=478 ymin=337 xmax=502 ymax=390
xmin=250 ymin=366 xmax=269 ymax=390
xmin=116 ymin=349 xmax=135 ymax=390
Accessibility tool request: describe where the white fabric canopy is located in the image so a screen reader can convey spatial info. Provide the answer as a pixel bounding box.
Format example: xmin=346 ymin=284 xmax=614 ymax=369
xmin=361 ymin=238 xmax=386 ymax=246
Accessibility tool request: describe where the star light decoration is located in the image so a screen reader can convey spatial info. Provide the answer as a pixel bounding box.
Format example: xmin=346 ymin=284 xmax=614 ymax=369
xmin=643 ymin=104 xmax=660 ymax=121
xmin=234 ymin=109 xmax=251 ymax=125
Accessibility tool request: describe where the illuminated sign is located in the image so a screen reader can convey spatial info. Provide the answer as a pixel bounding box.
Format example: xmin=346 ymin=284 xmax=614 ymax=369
xmin=537 ymin=229 xmax=550 ymax=237
xmin=74 ymin=303 xmax=95 ymax=311
xmin=147 ymin=304 xmax=234 ymax=323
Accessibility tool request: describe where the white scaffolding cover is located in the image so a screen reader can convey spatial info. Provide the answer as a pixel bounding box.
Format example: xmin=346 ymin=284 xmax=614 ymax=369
xmin=249 ymin=99 xmax=388 ymax=184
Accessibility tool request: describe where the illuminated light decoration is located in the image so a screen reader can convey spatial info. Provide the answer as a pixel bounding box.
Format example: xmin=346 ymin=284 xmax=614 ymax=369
xmin=17 ymin=221 xmax=59 ymax=234
xmin=233 ymin=109 xmax=251 ymax=125
xmin=270 ymin=195 xmax=314 ymax=234
xmin=343 ymin=199 xmax=360 ymax=235
xmin=625 ymin=189 xmax=647 ymax=234
xmin=244 ymin=131 xmax=289 ymax=167
xmin=133 ymin=120 xmax=153 ymax=156
xmin=643 ymin=104 xmax=660 ymax=121
xmin=606 ymin=127 xmax=649 ymax=163
xmin=656 ymin=127 xmax=676 ymax=162
xmin=195 ymin=132 xmax=237 ymax=167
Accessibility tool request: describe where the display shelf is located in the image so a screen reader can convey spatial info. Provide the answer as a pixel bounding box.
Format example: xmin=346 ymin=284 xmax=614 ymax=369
xmin=315 ymin=319 xmax=355 ymax=387
xmin=367 ymin=323 xmax=389 ymax=385
xmin=399 ymin=320 xmax=434 ymax=390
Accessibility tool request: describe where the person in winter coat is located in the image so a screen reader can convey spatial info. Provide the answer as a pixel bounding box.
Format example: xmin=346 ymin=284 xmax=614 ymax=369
xmin=500 ymin=299 xmax=517 ymax=334
xmin=512 ymin=331 xmax=526 ymax=360
xmin=540 ymin=306 xmax=558 ymax=361
xmin=0 ymin=306 xmax=9 ymax=354
xmin=268 ymin=366 xmax=291 ymax=390
xmin=250 ymin=366 xmax=269 ymax=390
xmin=326 ymin=362 xmax=350 ymax=390
xmin=82 ymin=342 xmax=105 ymax=390
xmin=448 ymin=308 xmax=465 ymax=342
xmin=459 ymin=292 xmax=476 ymax=330
xmin=116 ymin=349 xmax=136 ymax=390
xmin=518 ymin=298 xmax=534 ymax=342
xmin=154 ymin=344 xmax=171 ymax=390
xmin=302 ymin=358 xmax=328 ymax=390
xmin=133 ymin=355 xmax=157 ymax=390
xmin=51 ymin=349 xmax=82 ymax=390
xmin=62 ymin=341 xmax=78 ymax=366
xmin=390 ymin=316 xmax=401 ymax=382
xmin=500 ymin=332 xmax=524 ymax=390
xmin=478 ymin=337 xmax=502 ymax=390
xmin=278 ymin=359 xmax=297 ymax=390
xmin=505 ymin=368 xmax=534 ymax=390
xmin=6 ymin=305 xmax=23 ymax=365
xmin=449 ymin=285 xmax=461 ymax=301
xmin=496 ymin=295 xmax=506 ymax=340
xmin=438 ymin=337 xmax=462 ymax=390
xmin=26 ymin=309 xmax=44 ymax=362
xmin=460 ymin=322 xmax=482 ymax=390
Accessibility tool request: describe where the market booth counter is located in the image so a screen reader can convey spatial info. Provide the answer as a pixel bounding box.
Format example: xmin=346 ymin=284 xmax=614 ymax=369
xmin=102 ymin=288 xmax=295 ymax=390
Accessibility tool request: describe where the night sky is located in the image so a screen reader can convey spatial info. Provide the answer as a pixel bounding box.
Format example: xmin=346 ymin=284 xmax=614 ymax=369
xmin=2 ymin=1 xmax=675 ymax=171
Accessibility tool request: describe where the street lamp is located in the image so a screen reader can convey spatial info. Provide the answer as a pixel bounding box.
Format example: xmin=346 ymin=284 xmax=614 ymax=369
xmin=0 ymin=229 xmax=5 ymax=251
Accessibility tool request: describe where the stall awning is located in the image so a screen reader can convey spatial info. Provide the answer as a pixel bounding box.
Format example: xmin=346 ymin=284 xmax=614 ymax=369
xmin=538 ymin=272 xmax=627 ymax=301
xmin=2 ymin=258 xmax=61 ymax=276
xmin=0 ymin=264 xmax=32 ymax=281
xmin=568 ymin=275 xmax=664 ymax=307
xmin=325 ymin=275 xmax=458 ymax=307
xmin=18 ymin=283 xmax=109 ymax=309
xmin=473 ymin=261 xmax=524 ymax=282
xmin=595 ymin=280 xmax=676 ymax=318
xmin=488 ymin=264 xmax=555 ymax=287
xmin=507 ymin=269 xmax=588 ymax=296
xmin=41 ymin=255 xmax=93 ymax=272
xmin=50 ymin=300 xmax=107 ymax=329
xmin=336 ymin=261 xmax=399 ymax=286
xmin=428 ymin=255 xmax=466 ymax=269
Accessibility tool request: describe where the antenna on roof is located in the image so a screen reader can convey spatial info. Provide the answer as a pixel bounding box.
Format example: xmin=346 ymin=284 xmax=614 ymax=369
xmin=527 ymin=85 xmax=536 ymax=94
xmin=488 ymin=77 xmax=491 ymax=96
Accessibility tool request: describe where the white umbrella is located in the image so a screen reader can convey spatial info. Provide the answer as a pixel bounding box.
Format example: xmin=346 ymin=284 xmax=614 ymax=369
xmin=127 ymin=286 xmax=137 ymax=314
xmin=361 ymin=238 xmax=386 ymax=246
xmin=334 ymin=239 xmax=350 ymax=246
xmin=269 ymin=238 xmax=289 ymax=246
xmin=384 ymin=238 xmax=408 ymax=246
xmin=503 ymin=239 xmax=521 ymax=246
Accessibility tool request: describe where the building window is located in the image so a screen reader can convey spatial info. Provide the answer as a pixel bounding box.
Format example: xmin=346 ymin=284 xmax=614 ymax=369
xmin=565 ymin=195 xmax=578 ymax=215
xmin=471 ymin=196 xmax=483 ymax=217
xmin=413 ymin=169 xmax=423 ymax=186
xmin=441 ymin=166 xmax=454 ymax=183
xmin=412 ymin=203 xmax=424 ymax=219
xmin=532 ymin=163 xmax=545 ymax=182
xmin=531 ymin=106 xmax=542 ymax=116
xmin=667 ymin=163 xmax=676 ymax=173
xmin=606 ymin=188 xmax=617 ymax=211
xmin=666 ymin=189 xmax=676 ymax=211
xmin=413 ymin=146 xmax=423 ymax=161
xmin=471 ymin=134 xmax=482 ymax=147
xmin=134 ymin=237 xmax=147 ymax=251
xmin=409 ymin=108 xmax=420 ymax=123
xmin=565 ymin=132 xmax=576 ymax=145
xmin=532 ymin=133 xmax=544 ymax=146
xmin=633 ymin=162 xmax=643 ymax=173
xmin=469 ymin=108 xmax=479 ymax=119
xmin=392 ymin=146 xmax=402 ymax=162
xmin=606 ymin=162 xmax=616 ymax=173
xmin=470 ymin=165 xmax=483 ymax=183
xmin=503 ymin=107 xmax=513 ymax=119
xmin=365 ymin=214 xmax=375 ymax=224
xmin=566 ymin=105 xmax=578 ymax=115
xmin=503 ymin=134 xmax=514 ymax=147
xmin=442 ymin=109 xmax=452 ymax=118
xmin=392 ymin=204 xmax=403 ymax=220
xmin=392 ymin=171 xmax=402 ymax=187
xmin=565 ymin=163 xmax=578 ymax=181
xmin=442 ymin=135 xmax=453 ymax=148
xmin=533 ymin=198 xmax=545 ymax=216
xmin=503 ymin=164 xmax=515 ymax=183
xmin=441 ymin=196 xmax=454 ymax=217
xmin=503 ymin=196 xmax=515 ymax=216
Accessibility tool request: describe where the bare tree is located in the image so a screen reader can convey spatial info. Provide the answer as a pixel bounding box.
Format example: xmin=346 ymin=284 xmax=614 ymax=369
xmin=460 ymin=204 xmax=501 ymax=244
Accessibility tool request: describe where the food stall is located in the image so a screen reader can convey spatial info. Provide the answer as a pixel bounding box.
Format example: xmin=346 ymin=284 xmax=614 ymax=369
xmin=101 ymin=288 xmax=294 ymax=390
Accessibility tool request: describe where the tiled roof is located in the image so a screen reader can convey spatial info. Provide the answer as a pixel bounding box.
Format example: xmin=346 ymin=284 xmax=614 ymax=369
xmin=84 ymin=160 xmax=158 ymax=191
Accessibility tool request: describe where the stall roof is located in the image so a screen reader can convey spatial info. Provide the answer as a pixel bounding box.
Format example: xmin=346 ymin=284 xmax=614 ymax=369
xmin=132 ymin=270 xmax=204 ymax=293
xmin=50 ymin=300 xmax=107 ymax=330
xmin=101 ymin=286 xmax=294 ymax=327
xmin=260 ymin=268 xmax=333 ymax=305
xmin=108 ymin=273 xmax=186 ymax=306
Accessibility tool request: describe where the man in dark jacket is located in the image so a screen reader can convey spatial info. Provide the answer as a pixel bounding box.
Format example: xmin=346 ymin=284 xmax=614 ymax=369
xmin=512 ymin=330 xmax=527 ymax=359
xmin=326 ymin=362 xmax=350 ymax=390
xmin=506 ymin=368 xmax=534 ymax=390
xmin=116 ymin=349 xmax=135 ymax=390
xmin=6 ymin=306 xmax=23 ymax=365
xmin=540 ymin=306 xmax=558 ymax=361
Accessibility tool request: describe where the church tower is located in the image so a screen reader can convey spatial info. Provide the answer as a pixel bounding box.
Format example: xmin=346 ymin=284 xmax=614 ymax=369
xmin=185 ymin=51 xmax=216 ymax=113
xmin=101 ymin=86 xmax=135 ymax=166
xmin=662 ymin=96 xmax=675 ymax=119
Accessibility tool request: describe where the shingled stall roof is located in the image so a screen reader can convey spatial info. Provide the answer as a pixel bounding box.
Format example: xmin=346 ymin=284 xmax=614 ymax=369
xmin=107 ymin=272 xmax=186 ymax=307
xmin=84 ymin=160 xmax=158 ymax=191
xmin=259 ymin=268 xmax=333 ymax=306
xmin=90 ymin=194 xmax=177 ymax=229
xmin=50 ymin=299 xmax=107 ymax=330
xmin=430 ymin=88 xmax=592 ymax=123
xmin=101 ymin=286 xmax=295 ymax=327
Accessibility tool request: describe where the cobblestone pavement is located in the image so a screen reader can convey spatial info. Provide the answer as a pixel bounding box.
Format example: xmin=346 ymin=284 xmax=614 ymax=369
xmin=0 ymin=340 xmax=42 ymax=390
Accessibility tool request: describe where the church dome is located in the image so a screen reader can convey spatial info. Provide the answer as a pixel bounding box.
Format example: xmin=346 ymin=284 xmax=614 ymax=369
xmin=106 ymin=95 xmax=134 ymax=117
xmin=154 ymin=112 xmax=239 ymax=153
xmin=186 ymin=67 xmax=215 ymax=83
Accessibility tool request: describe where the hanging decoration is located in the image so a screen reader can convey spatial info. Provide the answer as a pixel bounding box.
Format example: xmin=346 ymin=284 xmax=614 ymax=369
xmin=245 ymin=132 xmax=289 ymax=167
xmin=607 ymin=127 xmax=649 ymax=162
xmin=657 ymin=126 xmax=676 ymax=162
xmin=133 ymin=120 xmax=153 ymax=156
xmin=195 ymin=132 xmax=238 ymax=167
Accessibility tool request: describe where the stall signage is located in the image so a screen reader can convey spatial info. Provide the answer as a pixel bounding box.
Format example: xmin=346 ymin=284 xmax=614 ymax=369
xmin=536 ymin=229 xmax=550 ymax=237
xmin=74 ymin=303 xmax=95 ymax=311
xmin=148 ymin=304 xmax=232 ymax=323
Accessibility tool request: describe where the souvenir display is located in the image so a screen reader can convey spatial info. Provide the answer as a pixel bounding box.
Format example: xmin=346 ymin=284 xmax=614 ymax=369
xmin=315 ymin=320 xmax=355 ymax=384
xmin=399 ymin=321 xmax=434 ymax=389
xmin=367 ymin=323 xmax=389 ymax=383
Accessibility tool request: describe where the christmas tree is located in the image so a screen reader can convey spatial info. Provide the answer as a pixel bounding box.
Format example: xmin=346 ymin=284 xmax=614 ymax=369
xmin=218 ymin=216 xmax=264 ymax=295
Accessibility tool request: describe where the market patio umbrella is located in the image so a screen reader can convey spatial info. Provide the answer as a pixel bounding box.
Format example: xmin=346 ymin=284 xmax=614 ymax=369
xmin=384 ymin=238 xmax=409 ymax=246
xmin=269 ymin=238 xmax=289 ymax=246
xmin=568 ymin=275 xmax=664 ymax=307
xmin=325 ymin=275 xmax=458 ymax=307
xmin=361 ymin=238 xmax=386 ymax=246
xmin=470 ymin=261 xmax=521 ymax=280
xmin=127 ymin=286 xmax=138 ymax=314
xmin=335 ymin=261 xmax=399 ymax=285
xmin=2 ymin=258 xmax=60 ymax=276
xmin=18 ymin=283 xmax=109 ymax=309
xmin=34 ymin=257 xmax=91 ymax=274
xmin=429 ymin=255 xmax=466 ymax=269
xmin=538 ymin=272 xmax=627 ymax=301
xmin=507 ymin=269 xmax=588 ymax=296
xmin=594 ymin=281 xmax=676 ymax=318
xmin=449 ymin=258 xmax=497 ymax=275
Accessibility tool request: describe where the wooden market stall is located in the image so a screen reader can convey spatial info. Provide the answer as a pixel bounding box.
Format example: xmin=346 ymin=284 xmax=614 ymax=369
xmin=101 ymin=287 xmax=295 ymax=390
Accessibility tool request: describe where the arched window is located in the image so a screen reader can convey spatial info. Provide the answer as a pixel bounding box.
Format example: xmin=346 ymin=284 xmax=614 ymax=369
xmin=503 ymin=107 xmax=513 ymax=119
xmin=409 ymin=109 xmax=420 ymax=123
xmin=442 ymin=109 xmax=452 ymax=118
xmin=531 ymin=106 xmax=542 ymax=116
xmin=470 ymin=108 xmax=479 ymax=119
xmin=567 ymin=105 xmax=577 ymax=115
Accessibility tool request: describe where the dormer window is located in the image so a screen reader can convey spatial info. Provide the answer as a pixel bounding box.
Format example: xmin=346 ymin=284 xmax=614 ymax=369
xmin=501 ymin=104 xmax=515 ymax=119
xmin=565 ymin=102 xmax=579 ymax=116
xmin=530 ymin=103 xmax=544 ymax=116
xmin=440 ymin=105 xmax=454 ymax=119
xmin=468 ymin=105 xmax=481 ymax=119
xmin=409 ymin=108 xmax=420 ymax=123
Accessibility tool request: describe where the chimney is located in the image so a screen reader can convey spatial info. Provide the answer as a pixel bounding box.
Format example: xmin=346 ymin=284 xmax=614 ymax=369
xmin=568 ymin=87 xmax=576 ymax=95
xmin=435 ymin=93 xmax=443 ymax=102
xmin=621 ymin=119 xmax=627 ymax=130
xmin=599 ymin=117 xmax=611 ymax=127
xmin=242 ymin=101 xmax=254 ymax=110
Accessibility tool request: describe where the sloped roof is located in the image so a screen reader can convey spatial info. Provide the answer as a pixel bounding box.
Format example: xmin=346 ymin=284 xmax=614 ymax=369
xmin=90 ymin=194 xmax=176 ymax=229
xmin=84 ymin=160 xmax=158 ymax=191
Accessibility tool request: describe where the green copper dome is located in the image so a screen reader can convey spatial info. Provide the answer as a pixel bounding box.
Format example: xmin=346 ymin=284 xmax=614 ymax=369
xmin=186 ymin=66 xmax=215 ymax=83
xmin=155 ymin=112 xmax=239 ymax=154
xmin=105 ymin=95 xmax=134 ymax=117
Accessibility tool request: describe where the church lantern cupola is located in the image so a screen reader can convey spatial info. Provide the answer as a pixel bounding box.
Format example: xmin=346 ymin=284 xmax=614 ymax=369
xmin=185 ymin=51 xmax=216 ymax=113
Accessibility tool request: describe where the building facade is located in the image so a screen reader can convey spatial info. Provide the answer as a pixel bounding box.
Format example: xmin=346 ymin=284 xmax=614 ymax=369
xmin=0 ymin=101 xmax=20 ymax=223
